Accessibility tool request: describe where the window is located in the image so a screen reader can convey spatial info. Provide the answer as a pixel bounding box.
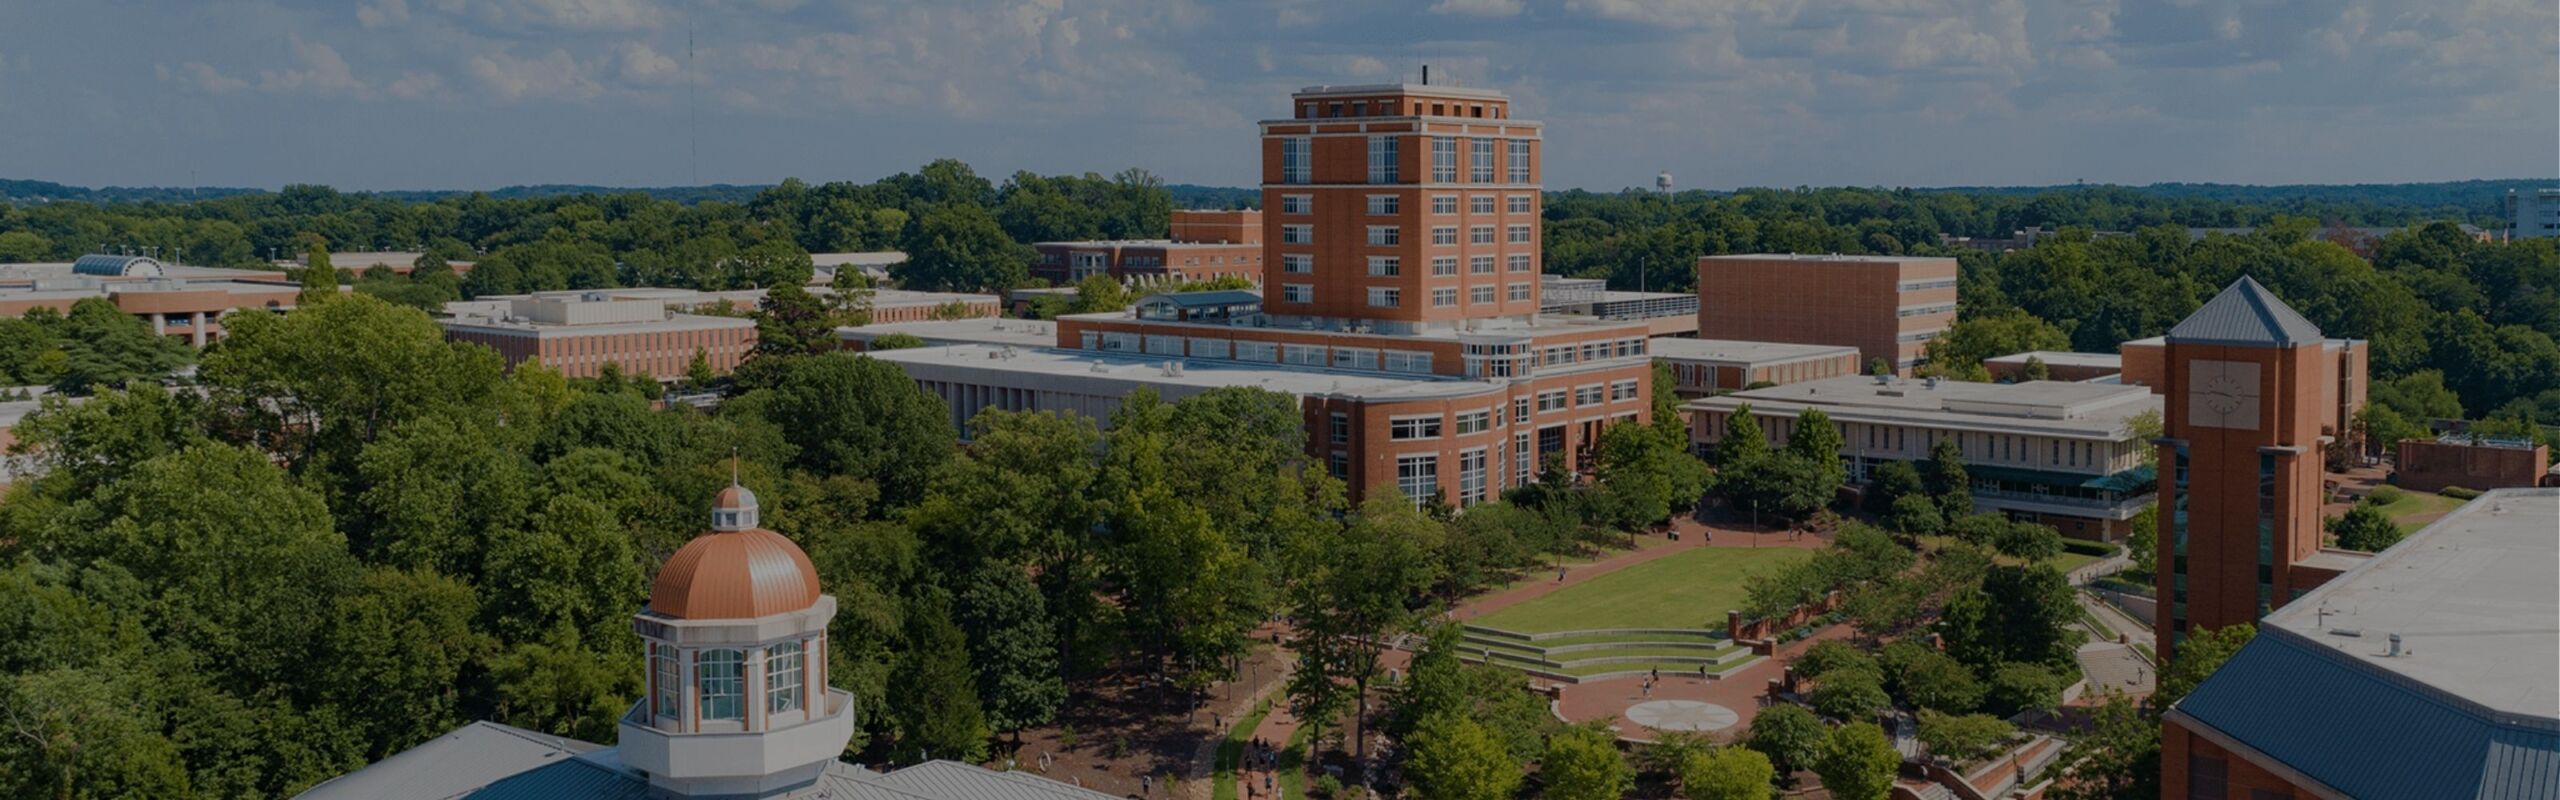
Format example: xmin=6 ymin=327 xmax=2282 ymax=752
xmin=1284 ymin=344 xmax=1327 ymax=366
xmin=1514 ymin=398 xmax=1532 ymax=423
xmin=1456 ymin=410 xmax=1492 ymax=435
xmin=1508 ymin=194 xmax=1532 ymax=214
xmin=1899 ymin=278 xmax=1958 ymax=291
xmin=767 ymin=641 xmax=804 ymax=715
xmin=1509 ymin=283 xmax=1532 ymax=301
xmin=1282 ymin=254 xmax=1312 ymax=274
xmin=1281 ymin=284 xmax=1312 ymax=304
xmin=1432 ymin=288 xmax=1459 ymax=307
xmin=1611 ymin=379 xmax=1640 ymax=401
xmin=1367 ymin=136 xmax=1399 ymax=182
xmin=1431 ymin=195 xmax=1458 ymax=214
xmin=1281 ymin=194 xmax=1312 ymax=214
xmin=1508 ymin=140 xmax=1530 ymax=182
xmin=1459 ymin=448 xmax=1487 ymax=506
xmin=1514 ymin=432 xmax=1534 ymax=483
xmin=1384 ymin=350 xmax=1433 ymax=373
xmin=1508 ymin=224 xmax=1532 ymax=243
xmin=1397 ymin=454 xmax=1438 ymax=507
xmin=1898 ymin=303 xmax=1957 ymax=318
xmin=1236 ymin=341 xmax=1279 ymax=362
xmin=1471 ymin=137 xmax=1496 ymax=182
xmin=1333 ymin=348 xmax=1379 ymax=370
xmin=1145 ymin=335 xmax=1183 ymax=355
xmin=697 ymin=649 xmax=744 ymax=721
xmin=1898 ymin=328 xmax=1946 ymax=343
xmin=1190 ymin=338 xmax=1229 ymax=359
xmin=1431 ymin=256 xmax=1459 ymax=276
xmin=1431 ymin=137 xmax=1457 ymax=182
xmin=1576 ymin=385 xmax=1604 ymax=406
xmin=1330 ymin=413 xmax=1350 ymax=444
xmin=1367 ymin=226 xmax=1401 ymax=246
xmin=2187 ymin=755 xmax=2228 ymax=800
xmin=1101 ymin=333 xmax=1138 ymax=352
xmin=1431 ymin=226 xmax=1458 ymax=245
xmin=1368 ymin=287 xmax=1401 ymax=308
xmin=652 ymin=644 xmax=680 ymax=718
xmin=1538 ymin=390 xmax=1567 ymax=412
xmin=1470 ymin=255 xmax=1495 ymax=274
xmin=1282 ymin=137 xmax=1311 ymax=184
xmin=1328 ymin=451 xmax=1349 ymax=478
xmin=1507 ymin=254 xmax=1531 ymax=273
xmin=1470 ymin=195 xmax=1495 ymax=214
xmin=1391 ymin=415 xmax=1443 ymax=440
xmin=1368 ymin=256 xmax=1402 ymax=277
xmin=1281 ymin=224 xmax=1312 ymax=244
xmin=1471 ymin=225 xmax=1496 ymax=244
xmin=1367 ymin=195 xmax=1401 ymax=215
xmin=1471 ymin=285 xmax=1497 ymax=304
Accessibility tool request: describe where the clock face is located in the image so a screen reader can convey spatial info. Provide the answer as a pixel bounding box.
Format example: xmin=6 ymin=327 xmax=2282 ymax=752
xmin=2188 ymin=360 xmax=2262 ymax=430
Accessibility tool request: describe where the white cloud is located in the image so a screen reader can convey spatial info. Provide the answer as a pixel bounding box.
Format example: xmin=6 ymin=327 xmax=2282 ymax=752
xmin=357 ymin=0 xmax=411 ymax=29
xmin=1429 ymin=0 xmax=1525 ymax=17
xmin=450 ymin=0 xmax=665 ymax=32
xmin=259 ymin=35 xmax=369 ymax=97
xmin=614 ymin=41 xmax=680 ymax=86
xmin=176 ymin=62 xmax=252 ymax=94
xmin=468 ymin=48 xmax=603 ymax=100
xmin=387 ymin=70 xmax=447 ymax=99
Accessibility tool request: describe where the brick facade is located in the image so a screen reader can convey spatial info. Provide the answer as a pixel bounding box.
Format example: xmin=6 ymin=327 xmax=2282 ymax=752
xmin=2393 ymin=438 xmax=2551 ymax=493
xmin=1693 ymin=255 xmax=1957 ymax=375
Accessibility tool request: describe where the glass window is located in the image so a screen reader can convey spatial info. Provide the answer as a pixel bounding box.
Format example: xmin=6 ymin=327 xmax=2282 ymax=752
xmin=1471 ymin=285 xmax=1496 ymax=304
xmin=1470 ymin=195 xmax=1495 ymax=214
xmin=1333 ymin=348 xmax=1379 ymax=371
xmin=1328 ymin=451 xmax=1349 ymax=478
xmin=1367 ymin=226 xmax=1401 ymax=246
xmin=1470 ymin=255 xmax=1495 ymax=274
xmin=1576 ymin=385 xmax=1604 ymax=405
xmin=1397 ymin=454 xmax=1438 ymax=507
xmin=652 ymin=643 xmax=680 ymax=718
xmin=1367 ymin=136 xmax=1399 ymax=182
xmin=1431 ymin=256 xmax=1459 ymax=276
xmin=1508 ymin=224 xmax=1532 ymax=243
xmin=1236 ymin=341 xmax=1279 ymax=362
xmin=1508 ymin=140 xmax=1530 ymax=182
xmin=1507 ymin=254 xmax=1531 ymax=272
xmin=1368 ymin=287 xmax=1401 ymax=308
xmin=1282 ymin=254 xmax=1312 ymax=274
xmin=1330 ymin=413 xmax=1350 ymax=444
xmin=1509 ymin=282 xmax=1532 ymax=301
xmin=1284 ymin=344 xmax=1326 ymax=366
xmin=1281 ymin=284 xmax=1312 ymax=304
xmin=1391 ymin=415 xmax=1443 ymax=440
xmin=1471 ymin=225 xmax=1495 ymax=244
xmin=1431 ymin=137 xmax=1457 ymax=182
xmin=1456 ymin=410 xmax=1492 ymax=435
xmin=1508 ymin=195 xmax=1532 ymax=214
xmin=1282 ymin=137 xmax=1311 ymax=184
xmin=1368 ymin=256 xmax=1401 ymax=277
xmin=1432 ymin=288 xmax=1458 ymax=307
xmin=1383 ymin=350 xmax=1433 ymax=373
xmin=1189 ymin=338 xmax=1229 ymax=360
xmin=1459 ymin=448 xmax=1488 ymax=506
xmin=1281 ymin=194 xmax=1312 ymax=214
xmin=767 ymin=641 xmax=804 ymax=715
xmin=1367 ymin=195 xmax=1400 ymax=215
xmin=1432 ymin=226 xmax=1458 ymax=245
xmin=1538 ymin=390 xmax=1567 ymax=411
xmin=1471 ymin=138 xmax=1496 ymax=182
xmin=1515 ymin=431 xmax=1534 ymax=482
xmin=1431 ymin=195 xmax=1458 ymax=214
xmin=698 ymin=649 xmax=744 ymax=721
xmin=1281 ymin=224 xmax=1313 ymax=244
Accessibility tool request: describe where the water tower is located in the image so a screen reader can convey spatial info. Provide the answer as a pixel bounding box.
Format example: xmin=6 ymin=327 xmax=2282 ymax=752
xmin=1655 ymin=171 xmax=1673 ymax=194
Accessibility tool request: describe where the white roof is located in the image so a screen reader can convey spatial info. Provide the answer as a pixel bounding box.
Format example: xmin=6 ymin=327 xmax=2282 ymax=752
xmin=1685 ymin=375 xmax=2160 ymax=440
xmin=1986 ymin=350 xmax=2124 ymax=369
xmin=1649 ymin=337 xmax=1857 ymax=366
xmin=838 ymin=318 xmax=1057 ymax=349
xmin=2263 ymin=489 xmax=2560 ymax=721
xmin=867 ymin=344 xmax=1528 ymax=403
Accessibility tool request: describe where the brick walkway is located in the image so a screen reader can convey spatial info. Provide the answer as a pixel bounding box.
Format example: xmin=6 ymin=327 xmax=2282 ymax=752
xmin=1555 ymin=625 xmax=1855 ymax=742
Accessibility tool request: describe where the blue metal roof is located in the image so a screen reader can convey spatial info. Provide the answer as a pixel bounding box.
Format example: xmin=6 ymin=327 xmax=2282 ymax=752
xmin=1140 ymin=289 xmax=1262 ymax=308
xmin=2166 ymin=276 xmax=2324 ymax=346
xmin=462 ymin=757 xmax=652 ymax=800
xmin=71 ymin=254 xmax=164 ymax=277
xmin=2174 ymin=632 xmax=2560 ymax=800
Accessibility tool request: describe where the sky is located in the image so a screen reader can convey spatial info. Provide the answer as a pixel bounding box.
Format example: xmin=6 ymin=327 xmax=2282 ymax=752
xmin=0 ymin=0 xmax=2551 ymax=192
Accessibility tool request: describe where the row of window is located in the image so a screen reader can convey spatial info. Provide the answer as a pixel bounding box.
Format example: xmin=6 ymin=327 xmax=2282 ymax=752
xmin=1352 ymin=255 xmax=1538 ymax=277
xmin=1275 ymin=136 xmax=1530 ymax=186
xmin=1299 ymin=98 xmax=1505 ymax=119
xmin=1288 ymin=193 xmax=1534 ymax=216
xmin=1897 ymin=302 xmax=1957 ymax=318
xmin=1897 ymin=327 xmax=1948 ymax=343
xmin=1535 ymin=338 xmax=1648 ymax=366
xmin=650 ymin=641 xmax=806 ymax=722
xmin=1277 ymin=282 xmax=1536 ymax=307
xmin=1898 ymin=278 xmax=1959 ymax=291
xmin=1088 ymin=331 xmax=1434 ymax=375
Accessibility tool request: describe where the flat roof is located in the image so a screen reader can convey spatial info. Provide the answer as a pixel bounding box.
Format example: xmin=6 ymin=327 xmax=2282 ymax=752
xmin=1292 ymin=83 xmax=1510 ymax=100
xmin=871 ymin=288 xmax=1000 ymax=308
xmin=1593 ymin=291 xmax=1695 ymax=303
xmin=808 ymin=252 xmax=905 ymax=267
xmin=2262 ymin=488 xmax=2559 ymax=721
xmin=867 ymin=344 xmax=1516 ymax=403
xmin=1700 ymin=253 xmax=1957 ymax=264
xmin=439 ymin=312 xmax=752 ymax=337
xmin=0 ymin=262 xmax=293 ymax=282
xmin=838 ymin=318 xmax=1057 ymax=349
xmin=1055 ymin=310 xmax=1651 ymax=344
xmin=1035 ymin=239 xmax=1255 ymax=249
xmin=1985 ymin=350 xmax=2124 ymax=369
xmin=1648 ymin=337 xmax=1858 ymax=366
xmin=1685 ymin=375 xmax=2161 ymax=440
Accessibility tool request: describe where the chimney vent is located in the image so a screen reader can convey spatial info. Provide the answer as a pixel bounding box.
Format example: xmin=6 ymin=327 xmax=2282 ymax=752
xmin=2388 ymin=633 xmax=2403 ymax=657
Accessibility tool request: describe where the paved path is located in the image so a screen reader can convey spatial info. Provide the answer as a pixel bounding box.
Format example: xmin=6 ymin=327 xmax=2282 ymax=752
xmin=1555 ymin=625 xmax=1857 ymax=742
xmin=2076 ymin=640 xmax=2154 ymax=698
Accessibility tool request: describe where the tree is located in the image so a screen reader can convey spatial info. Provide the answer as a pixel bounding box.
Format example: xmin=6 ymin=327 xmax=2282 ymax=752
xmin=1886 ymin=493 xmax=1943 ymax=536
xmin=890 ymin=593 xmax=989 ymax=763
xmin=900 ymin=204 xmax=1031 ymax=292
xmin=2330 ymin=503 xmax=2404 ymax=552
xmin=752 ymin=283 xmax=836 ymax=357
xmin=951 ymin=562 xmax=1063 ymax=737
xmin=1923 ymin=309 xmax=2069 ymax=377
xmin=1941 ymin=565 xmax=2080 ymax=670
xmin=1984 ymin=662 xmax=2065 ymax=718
xmin=319 ymin=567 xmax=490 ymax=757
xmin=1679 ymin=746 xmax=1776 ymax=800
xmin=1813 ymin=722 xmax=1900 ymax=800
xmin=1807 ymin=668 xmax=1889 ymax=722
xmin=49 ymin=297 xmax=193 ymax=395
xmin=1743 ymin=704 xmax=1824 ymax=777
xmin=1541 ymin=723 xmax=1633 ymax=800
xmin=0 ymin=230 xmax=52 ymax=262
xmin=1891 ymin=647 xmax=1985 ymax=714
xmin=684 ymin=348 xmax=717 ymax=389
xmin=299 ymin=243 xmax=339 ymax=302
xmin=2050 ymin=693 xmax=2158 ymax=800
xmin=1863 ymin=459 xmax=1925 ymax=515
xmin=2128 ymin=408 xmax=2164 ymax=467
xmin=1915 ymin=711 xmax=2013 ymax=763
xmin=2126 ymin=505 xmax=2159 ymax=577
xmin=1283 ymin=493 xmax=1433 ymax=764
xmin=1405 ymin=712 xmax=1520 ymax=800
xmin=1794 ymin=640 xmax=1877 ymax=679
xmin=867 ymin=332 xmax=928 ymax=351
xmin=1922 ymin=438 xmax=1971 ymax=518
xmin=741 ymin=353 xmax=955 ymax=508
xmin=2158 ymin=624 xmax=2255 ymax=707
xmin=2022 ymin=355 xmax=2051 ymax=381
xmin=0 ymin=667 xmax=192 ymax=800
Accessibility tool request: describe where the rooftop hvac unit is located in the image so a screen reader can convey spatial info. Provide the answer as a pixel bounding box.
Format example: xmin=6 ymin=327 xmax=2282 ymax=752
xmin=1163 ymin=361 xmax=1185 ymax=377
xmin=1090 ymin=361 xmax=1110 ymax=373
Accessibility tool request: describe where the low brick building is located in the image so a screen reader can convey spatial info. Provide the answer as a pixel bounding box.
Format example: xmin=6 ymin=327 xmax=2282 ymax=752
xmin=1985 ymin=350 xmax=2122 ymax=382
xmin=440 ymin=291 xmax=756 ymax=381
xmin=1649 ymin=337 xmax=1861 ymax=398
xmin=1033 ymin=210 xmax=1267 ymax=286
xmin=1694 ymin=254 xmax=1957 ymax=375
xmin=2393 ymin=434 xmax=2551 ymax=493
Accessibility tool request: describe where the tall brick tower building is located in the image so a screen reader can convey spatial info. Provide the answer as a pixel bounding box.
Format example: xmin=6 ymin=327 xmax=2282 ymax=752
xmin=1258 ymin=84 xmax=1544 ymax=330
xmin=2153 ymin=277 xmax=2365 ymax=659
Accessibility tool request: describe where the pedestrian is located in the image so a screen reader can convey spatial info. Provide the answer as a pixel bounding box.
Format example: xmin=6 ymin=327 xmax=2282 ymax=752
xmin=1557 ymin=565 xmax=1567 ymax=582
xmin=1650 ymin=667 xmax=1659 ymax=683
xmin=1143 ymin=775 xmax=1153 ymax=796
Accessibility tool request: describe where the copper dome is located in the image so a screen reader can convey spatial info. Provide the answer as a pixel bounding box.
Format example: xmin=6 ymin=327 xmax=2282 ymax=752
xmin=649 ymin=526 xmax=823 ymax=620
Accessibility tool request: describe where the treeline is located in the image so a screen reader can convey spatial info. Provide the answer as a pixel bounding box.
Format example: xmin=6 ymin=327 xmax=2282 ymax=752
xmin=0 ymin=292 xmax=1713 ymax=796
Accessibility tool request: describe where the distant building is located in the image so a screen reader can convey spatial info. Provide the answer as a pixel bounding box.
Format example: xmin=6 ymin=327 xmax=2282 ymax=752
xmin=1540 ymin=276 xmax=1697 ymax=337
xmin=807 ymin=251 xmax=905 ymax=285
xmin=1168 ymin=208 xmax=1263 ymax=245
xmin=440 ymin=291 xmax=756 ymax=381
xmin=298 ymin=482 xmax=1120 ymax=800
xmin=1694 ymin=254 xmax=1957 ymax=375
xmin=0 ymin=255 xmax=305 ymax=346
xmin=2393 ymin=434 xmax=2552 ymax=493
xmin=838 ymin=317 xmax=1057 ymax=352
xmin=1685 ymin=374 xmax=2162 ymax=541
xmin=1032 ymin=210 xmax=1265 ymax=286
xmin=1984 ymin=350 xmax=2122 ymax=383
xmin=291 ymin=251 xmax=475 ymax=276
xmin=2507 ymin=188 xmax=2560 ymax=239
xmin=1649 ymin=338 xmax=1860 ymax=398
xmin=2161 ymin=489 xmax=2558 ymax=800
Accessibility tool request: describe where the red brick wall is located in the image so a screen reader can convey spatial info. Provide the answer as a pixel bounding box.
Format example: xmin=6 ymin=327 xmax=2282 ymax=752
xmin=2393 ymin=439 xmax=2550 ymax=493
xmin=2154 ymin=341 xmax=2334 ymax=659
xmin=447 ymin=323 xmax=756 ymax=380
xmin=1693 ymin=256 xmax=1956 ymax=375
xmin=1170 ymin=209 xmax=1263 ymax=245
xmin=2162 ymin=716 xmax=2320 ymax=800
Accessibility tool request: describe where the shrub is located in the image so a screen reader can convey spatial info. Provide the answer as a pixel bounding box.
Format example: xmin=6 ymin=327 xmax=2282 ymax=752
xmin=1986 ymin=662 xmax=2065 ymax=717
xmin=1915 ymin=710 xmax=2014 ymax=763
xmin=2364 ymin=484 xmax=2406 ymax=505
xmin=1745 ymin=704 xmax=1825 ymax=777
xmin=2440 ymin=485 xmax=2483 ymax=500
xmin=2061 ymin=538 xmax=2120 ymax=557
xmin=1794 ymin=640 xmax=1877 ymax=679
xmin=1808 ymin=669 xmax=1890 ymax=721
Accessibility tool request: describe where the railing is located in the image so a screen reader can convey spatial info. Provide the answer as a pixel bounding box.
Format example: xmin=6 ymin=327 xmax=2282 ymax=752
xmin=1972 ymin=487 xmax=2150 ymax=512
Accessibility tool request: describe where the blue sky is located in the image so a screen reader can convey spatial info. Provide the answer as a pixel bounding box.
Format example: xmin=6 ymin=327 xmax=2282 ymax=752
xmin=0 ymin=0 xmax=2550 ymax=192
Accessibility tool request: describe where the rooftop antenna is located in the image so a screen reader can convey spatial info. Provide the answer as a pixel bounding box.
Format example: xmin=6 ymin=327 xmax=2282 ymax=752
xmin=1422 ymin=64 xmax=1429 ymax=86
xmin=688 ymin=6 xmax=699 ymax=187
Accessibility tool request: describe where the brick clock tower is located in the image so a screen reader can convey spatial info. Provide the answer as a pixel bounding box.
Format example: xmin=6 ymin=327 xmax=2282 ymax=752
xmin=2152 ymin=277 xmax=2344 ymax=660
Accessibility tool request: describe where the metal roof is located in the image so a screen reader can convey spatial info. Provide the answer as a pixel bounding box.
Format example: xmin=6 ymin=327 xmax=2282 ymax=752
xmin=2166 ymin=276 xmax=2324 ymax=346
xmin=2172 ymin=632 xmax=2560 ymax=800
xmin=869 ymin=761 xmax=1123 ymax=800
xmin=648 ymin=526 xmax=822 ymax=620
xmin=70 ymin=253 xmax=165 ymax=277
xmin=294 ymin=721 xmax=601 ymax=800
xmin=463 ymin=756 xmax=654 ymax=800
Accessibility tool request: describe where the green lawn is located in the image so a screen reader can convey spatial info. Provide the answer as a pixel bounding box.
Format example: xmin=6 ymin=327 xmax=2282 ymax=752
xmin=2364 ymin=490 xmax=2467 ymax=531
xmin=1471 ymin=546 xmax=1816 ymax=633
xmin=2047 ymin=549 xmax=2106 ymax=575
xmin=1211 ymin=697 xmax=1274 ymax=800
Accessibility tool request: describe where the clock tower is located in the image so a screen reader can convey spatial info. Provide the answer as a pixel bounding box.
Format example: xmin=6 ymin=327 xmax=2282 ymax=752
xmin=2152 ymin=277 xmax=2341 ymax=660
